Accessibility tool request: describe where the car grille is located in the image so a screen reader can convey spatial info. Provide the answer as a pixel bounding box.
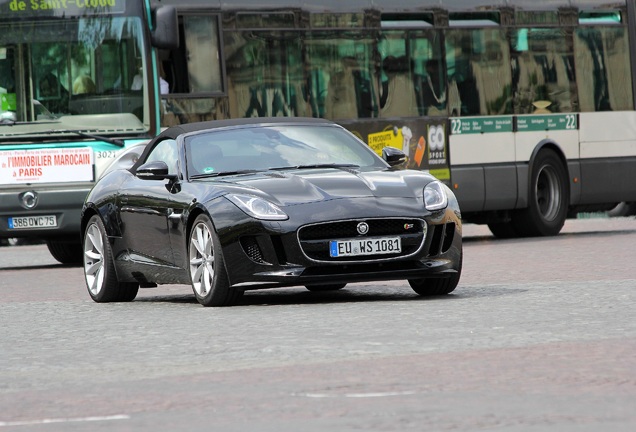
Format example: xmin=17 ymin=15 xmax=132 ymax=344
xmin=298 ymin=218 xmax=426 ymax=262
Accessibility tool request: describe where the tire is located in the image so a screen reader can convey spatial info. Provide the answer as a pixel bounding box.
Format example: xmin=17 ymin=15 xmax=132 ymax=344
xmin=46 ymin=239 xmax=83 ymax=265
xmin=608 ymin=202 xmax=636 ymax=217
xmin=409 ymin=253 xmax=462 ymax=296
xmin=83 ymin=215 xmax=139 ymax=302
xmin=513 ymin=149 xmax=569 ymax=237
xmin=189 ymin=214 xmax=242 ymax=307
xmin=487 ymin=221 xmax=519 ymax=239
xmin=305 ymin=283 xmax=347 ymax=292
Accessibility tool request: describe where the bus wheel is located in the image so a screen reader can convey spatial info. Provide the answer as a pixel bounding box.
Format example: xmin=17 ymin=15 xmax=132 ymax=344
xmin=46 ymin=240 xmax=83 ymax=265
xmin=514 ymin=149 xmax=569 ymax=236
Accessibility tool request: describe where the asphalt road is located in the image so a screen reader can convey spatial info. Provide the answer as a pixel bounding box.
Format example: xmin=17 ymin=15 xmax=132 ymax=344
xmin=0 ymin=217 xmax=635 ymax=431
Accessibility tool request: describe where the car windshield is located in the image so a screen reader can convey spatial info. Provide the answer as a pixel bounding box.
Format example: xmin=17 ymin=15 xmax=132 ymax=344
xmin=185 ymin=124 xmax=385 ymax=177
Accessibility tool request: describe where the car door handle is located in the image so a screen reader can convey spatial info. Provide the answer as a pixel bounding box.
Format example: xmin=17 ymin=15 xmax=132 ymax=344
xmin=168 ymin=209 xmax=182 ymax=221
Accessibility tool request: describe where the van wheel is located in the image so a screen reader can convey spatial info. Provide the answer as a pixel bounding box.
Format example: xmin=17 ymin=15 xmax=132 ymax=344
xmin=608 ymin=202 xmax=636 ymax=217
xmin=46 ymin=240 xmax=83 ymax=265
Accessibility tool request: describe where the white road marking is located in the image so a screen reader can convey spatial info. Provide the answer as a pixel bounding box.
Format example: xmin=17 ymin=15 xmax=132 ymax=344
xmin=301 ymin=391 xmax=417 ymax=398
xmin=0 ymin=414 xmax=130 ymax=427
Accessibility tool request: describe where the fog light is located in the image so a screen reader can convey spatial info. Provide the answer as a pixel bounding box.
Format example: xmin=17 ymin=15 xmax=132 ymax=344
xmin=20 ymin=191 xmax=38 ymax=209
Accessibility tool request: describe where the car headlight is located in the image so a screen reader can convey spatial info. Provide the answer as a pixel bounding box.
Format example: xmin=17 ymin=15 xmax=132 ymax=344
xmin=424 ymin=181 xmax=448 ymax=211
xmin=227 ymin=194 xmax=288 ymax=220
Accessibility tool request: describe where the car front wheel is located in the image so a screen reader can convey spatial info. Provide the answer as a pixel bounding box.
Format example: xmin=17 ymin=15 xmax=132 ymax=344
xmin=83 ymin=215 xmax=139 ymax=302
xmin=409 ymin=254 xmax=462 ymax=296
xmin=409 ymin=274 xmax=460 ymax=296
xmin=189 ymin=214 xmax=242 ymax=307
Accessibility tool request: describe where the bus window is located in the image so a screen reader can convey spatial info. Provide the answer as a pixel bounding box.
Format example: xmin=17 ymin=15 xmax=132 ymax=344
xmin=31 ymin=43 xmax=71 ymax=116
xmin=225 ymin=30 xmax=303 ymax=118
xmin=411 ymin=33 xmax=446 ymax=116
xmin=446 ymin=29 xmax=512 ymax=116
xmin=305 ymin=32 xmax=378 ymax=120
xmin=574 ymin=26 xmax=633 ymax=112
xmin=378 ymin=32 xmax=414 ymax=117
xmin=377 ymin=29 xmax=445 ymax=117
xmin=0 ymin=46 xmax=16 ymax=121
xmin=36 ymin=71 xmax=70 ymax=116
xmin=9 ymin=19 xmax=149 ymax=125
xmin=161 ymin=15 xmax=223 ymax=125
xmin=0 ymin=47 xmax=14 ymax=87
xmin=184 ymin=16 xmax=222 ymax=93
xmin=166 ymin=15 xmax=222 ymax=94
xmin=511 ymin=28 xmax=576 ymax=114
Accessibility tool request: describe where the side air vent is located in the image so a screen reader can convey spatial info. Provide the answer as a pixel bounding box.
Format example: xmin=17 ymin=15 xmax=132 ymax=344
xmin=427 ymin=222 xmax=456 ymax=256
xmin=240 ymin=236 xmax=266 ymax=264
xmin=441 ymin=222 xmax=455 ymax=253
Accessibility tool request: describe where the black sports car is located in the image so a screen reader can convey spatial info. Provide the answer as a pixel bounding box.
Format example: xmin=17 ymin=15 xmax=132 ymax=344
xmin=81 ymin=118 xmax=462 ymax=306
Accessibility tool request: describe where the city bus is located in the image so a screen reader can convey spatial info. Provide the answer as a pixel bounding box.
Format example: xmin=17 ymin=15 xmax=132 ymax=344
xmin=0 ymin=0 xmax=178 ymax=262
xmin=152 ymin=0 xmax=636 ymax=238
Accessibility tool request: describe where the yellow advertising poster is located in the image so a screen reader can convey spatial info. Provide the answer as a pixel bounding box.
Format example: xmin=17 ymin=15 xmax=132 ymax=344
xmin=367 ymin=128 xmax=404 ymax=156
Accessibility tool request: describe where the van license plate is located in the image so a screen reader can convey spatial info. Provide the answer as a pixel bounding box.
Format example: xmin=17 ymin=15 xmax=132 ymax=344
xmin=8 ymin=215 xmax=57 ymax=229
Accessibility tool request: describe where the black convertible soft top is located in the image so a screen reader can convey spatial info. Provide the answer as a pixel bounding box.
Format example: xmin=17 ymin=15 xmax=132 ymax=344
xmin=132 ymin=117 xmax=337 ymax=172
xmin=158 ymin=116 xmax=334 ymax=140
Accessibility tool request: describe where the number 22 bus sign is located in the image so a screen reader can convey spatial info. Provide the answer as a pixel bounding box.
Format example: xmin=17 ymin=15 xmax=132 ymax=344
xmin=0 ymin=147 xmax=94 ymax=184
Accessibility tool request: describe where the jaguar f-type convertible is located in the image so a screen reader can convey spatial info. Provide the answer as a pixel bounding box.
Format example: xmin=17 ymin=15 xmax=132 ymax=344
xmin=81 ymin=118 xmax=462 ymax=306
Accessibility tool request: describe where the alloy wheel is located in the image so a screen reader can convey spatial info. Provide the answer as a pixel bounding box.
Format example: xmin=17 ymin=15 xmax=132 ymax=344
xmin=190 ymin=222 xmax=215 ymax=296
xmin=84 ymin=222 xmax=105 ymax=296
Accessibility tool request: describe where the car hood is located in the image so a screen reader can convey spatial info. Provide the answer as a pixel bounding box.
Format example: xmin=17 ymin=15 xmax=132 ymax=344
xmin=209 ymin=168 xmax=433 ymax=206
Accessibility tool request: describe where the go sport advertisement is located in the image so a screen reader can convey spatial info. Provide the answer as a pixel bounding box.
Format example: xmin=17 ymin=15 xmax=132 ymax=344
xmin=339 ymin=119 xmax=450 ymax=184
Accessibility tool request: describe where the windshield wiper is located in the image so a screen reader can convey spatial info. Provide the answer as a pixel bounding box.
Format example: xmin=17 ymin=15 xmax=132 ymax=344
xmin=190 ymin=169 xmax=261 ymax=179
xmin=63 ymin=129 xmax=124 ymax=147
xmin=0 ymin=127 xmax=124 ymax=147
xmin=270 ymin=163 xmax=360 ymax=170
xmin=0 ymin=119 xmax=60 ymax=126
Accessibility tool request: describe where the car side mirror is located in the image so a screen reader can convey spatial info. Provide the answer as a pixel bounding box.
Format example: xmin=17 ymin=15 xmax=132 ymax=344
xmin=136 ymin=161 xmax=177 ymax=181
xmin=382 ymin=146 xmax=407 ymax=167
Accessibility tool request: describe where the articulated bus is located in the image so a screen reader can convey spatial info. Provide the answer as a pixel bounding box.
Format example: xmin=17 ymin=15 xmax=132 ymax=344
xmin=0 ymin=0 xmax=177 ymax=261
xmin=152 ymin=0 xmax=636 ymax=238
xmin=3 ymin=0 xmax=635 ymax=262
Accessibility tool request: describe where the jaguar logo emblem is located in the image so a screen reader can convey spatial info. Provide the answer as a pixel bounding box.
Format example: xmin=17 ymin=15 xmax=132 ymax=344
xmin=356 ymin=222 xmax=369 ymax=235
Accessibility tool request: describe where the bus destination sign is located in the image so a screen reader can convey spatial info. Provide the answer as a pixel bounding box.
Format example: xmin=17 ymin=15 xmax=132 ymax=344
xmin=1 ymin=0 xmax=125 ymax=17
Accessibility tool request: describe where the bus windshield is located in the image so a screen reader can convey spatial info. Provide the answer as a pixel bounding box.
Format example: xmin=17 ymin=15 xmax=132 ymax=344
xmin=0 ymin=16 xmax=149 ymax=138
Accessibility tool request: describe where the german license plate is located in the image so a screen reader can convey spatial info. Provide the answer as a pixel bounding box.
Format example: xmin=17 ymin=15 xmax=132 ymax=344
xmin=8 ymin=215 xmax=57 ymax=229
xmin=330 ymin=237 xmax=401 ymax=257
